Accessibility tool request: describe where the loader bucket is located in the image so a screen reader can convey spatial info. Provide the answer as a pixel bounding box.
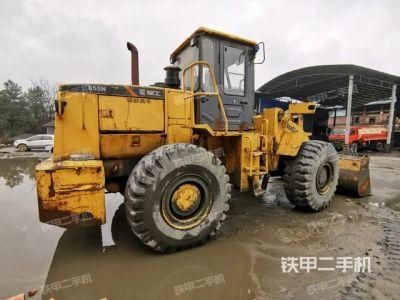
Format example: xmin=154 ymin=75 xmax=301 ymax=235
xmin=336 ymin=154 xmax=371 ymax=197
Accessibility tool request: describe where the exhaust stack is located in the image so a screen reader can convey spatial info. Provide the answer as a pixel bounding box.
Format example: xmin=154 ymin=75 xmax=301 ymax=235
xmin=127 ymin=42 xmax=139 ymax=85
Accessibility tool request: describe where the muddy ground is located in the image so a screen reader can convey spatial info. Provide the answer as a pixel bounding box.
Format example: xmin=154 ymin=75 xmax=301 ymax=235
xmin=0 ymin=151 xmax=399 ymax=299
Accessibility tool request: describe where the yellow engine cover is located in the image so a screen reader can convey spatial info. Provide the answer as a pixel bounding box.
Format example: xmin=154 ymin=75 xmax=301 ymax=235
xmin=99 ymin=95 xmax=164 ymax=131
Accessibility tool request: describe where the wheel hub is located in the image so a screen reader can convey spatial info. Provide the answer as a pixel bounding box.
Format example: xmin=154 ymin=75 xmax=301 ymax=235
xmin=171 ymin=184 xmax=201 ymax=214
xmin=161 ymin=174 xmax=213 ymax=230
xmin=316 ymin=162 xmax=333 ymax=195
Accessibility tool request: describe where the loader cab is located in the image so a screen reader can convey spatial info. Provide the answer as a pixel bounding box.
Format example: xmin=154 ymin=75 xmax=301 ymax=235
xmin=170 ymin=27 xmax=259 ymax=131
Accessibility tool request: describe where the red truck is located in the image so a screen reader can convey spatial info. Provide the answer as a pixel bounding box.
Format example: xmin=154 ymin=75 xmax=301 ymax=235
xmin=329 ymin=125 xmax=388 ymax=152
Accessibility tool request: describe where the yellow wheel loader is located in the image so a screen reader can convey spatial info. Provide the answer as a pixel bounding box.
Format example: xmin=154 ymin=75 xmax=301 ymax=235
xmin=35 ymin=28 xmax=364 ymax=252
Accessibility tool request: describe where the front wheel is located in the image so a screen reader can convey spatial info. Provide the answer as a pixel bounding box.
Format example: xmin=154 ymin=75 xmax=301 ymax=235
xmin=350 ymin=142 xmax=358 ymax=153
xmin=17 ymin=144 xmax=28 ymax=152
xmin=283 ymin=140 xmax=339 ymax=212
xmin=124 ymin=144 xmax=231 ymax=253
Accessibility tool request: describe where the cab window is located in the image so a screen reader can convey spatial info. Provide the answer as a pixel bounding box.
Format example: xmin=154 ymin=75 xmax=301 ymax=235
xmin=200 ymin=38 xmax=215 ymax=92
xmin=331 ymin=129 xmax=346 ymax=135
xmin=223 ymin=45 xmax=245 ymax=96
xmin=175 ymin=44 xmax=199 ymax=91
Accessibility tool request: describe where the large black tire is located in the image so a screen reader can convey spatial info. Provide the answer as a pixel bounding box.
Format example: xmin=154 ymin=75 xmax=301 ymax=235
xmin=124 ymin=143 xmax=231 ymax=253
xmin=283 ymin=140 xmax=339 ymax=211
xmin=350 ymin=142 xmax=358 ymax=153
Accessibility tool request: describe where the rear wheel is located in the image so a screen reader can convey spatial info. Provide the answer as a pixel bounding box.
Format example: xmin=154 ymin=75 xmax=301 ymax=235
xmin=283 ymin=140 xmax=339 ymax=211
xmin=124 ymin=143 xmax=231 ymax=252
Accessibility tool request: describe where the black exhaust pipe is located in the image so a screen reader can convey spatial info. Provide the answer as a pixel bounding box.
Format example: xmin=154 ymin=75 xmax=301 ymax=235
xmin=127 ymin=42 xmax=139 ymax=85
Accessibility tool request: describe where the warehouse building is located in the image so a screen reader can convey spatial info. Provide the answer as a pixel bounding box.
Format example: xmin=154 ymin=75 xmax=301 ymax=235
xmin=258 ymin=64 xmax=399 ymax=151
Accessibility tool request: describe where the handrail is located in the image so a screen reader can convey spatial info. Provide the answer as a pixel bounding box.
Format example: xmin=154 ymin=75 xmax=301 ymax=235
xmin=182 ymin=61 xmax=229 ymax=133
xmin=244 ymin=135 xmax=254 ymax=176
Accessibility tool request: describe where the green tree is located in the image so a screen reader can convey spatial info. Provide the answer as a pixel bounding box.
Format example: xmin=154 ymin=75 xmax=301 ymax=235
xmin=25 ymin=86 xmax=50 ymax=132
xmin=28 ymin=78 xmax=56 ymax=123
xmin=0 ymin=79 xmax=56 ymax=143
xmin=0 ymin=80 xmax=31 ymax=142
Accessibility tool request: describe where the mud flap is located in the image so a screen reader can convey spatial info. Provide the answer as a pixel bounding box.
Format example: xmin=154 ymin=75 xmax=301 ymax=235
xmin=337 ymin=154 xmax=371 ymax=197
xmin=35 ymin=159 xmax=106 ymax=228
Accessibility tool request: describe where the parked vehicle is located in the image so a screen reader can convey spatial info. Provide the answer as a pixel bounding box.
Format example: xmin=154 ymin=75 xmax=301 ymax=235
xmin=329 ymin=126 xmax=388 ymax=152
xmin=13 ymin=134 xmax=54 ymax=152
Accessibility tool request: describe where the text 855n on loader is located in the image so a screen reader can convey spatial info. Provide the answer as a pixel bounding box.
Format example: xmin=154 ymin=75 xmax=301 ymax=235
xmin=36 ymin=28 xmax=343 ymax=253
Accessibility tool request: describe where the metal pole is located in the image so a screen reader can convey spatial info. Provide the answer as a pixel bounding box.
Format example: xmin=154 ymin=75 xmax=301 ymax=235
xmin=345 ymin=75 xmax=354 ymax=146
xmin=333 ymin=108 xmax=337 ymax=127
xmin=386 ymin=84 xmax=397 ymax=151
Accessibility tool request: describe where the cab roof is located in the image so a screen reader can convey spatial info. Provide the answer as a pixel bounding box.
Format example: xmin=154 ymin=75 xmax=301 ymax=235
xmin=170 ymin=27 xmax=257 ymax=61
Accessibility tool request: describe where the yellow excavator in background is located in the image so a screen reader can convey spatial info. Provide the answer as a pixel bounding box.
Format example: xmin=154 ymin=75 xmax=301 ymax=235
xmin=35 ymin=27 xmax=370 ymax=253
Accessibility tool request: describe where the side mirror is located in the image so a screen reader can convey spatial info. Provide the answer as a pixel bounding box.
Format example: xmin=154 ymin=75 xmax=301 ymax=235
xmin=254 ymin=42 xmax=266 ymax=65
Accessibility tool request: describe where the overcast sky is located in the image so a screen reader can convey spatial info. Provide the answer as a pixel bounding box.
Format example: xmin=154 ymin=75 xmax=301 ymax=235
xmin=1 ymin=0 xmax=399 ymax=89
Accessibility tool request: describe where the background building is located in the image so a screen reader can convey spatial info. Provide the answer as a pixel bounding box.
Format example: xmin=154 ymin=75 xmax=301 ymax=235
xmin=328 ymin=100 xmax=399 ymax=127
xmin=42 ymin=120 xmax=55 ymax=134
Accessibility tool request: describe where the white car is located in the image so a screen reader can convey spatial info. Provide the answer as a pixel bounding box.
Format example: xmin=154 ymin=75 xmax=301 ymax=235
xmin=13 ymin=134 xmax=54 ymax=152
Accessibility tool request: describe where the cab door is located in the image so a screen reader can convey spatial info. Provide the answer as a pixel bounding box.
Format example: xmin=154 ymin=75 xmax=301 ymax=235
xmin=219 ymin=42 xmax=254 ymax=131
xmin=195 ymin=38 xmax=254 ymax=131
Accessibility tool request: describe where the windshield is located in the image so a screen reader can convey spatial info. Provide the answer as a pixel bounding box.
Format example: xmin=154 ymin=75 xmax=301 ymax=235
xmin=330 ymin=128 xmax=346 ymax=135
xmin=175 ymin=45 xmax=199 ymax=91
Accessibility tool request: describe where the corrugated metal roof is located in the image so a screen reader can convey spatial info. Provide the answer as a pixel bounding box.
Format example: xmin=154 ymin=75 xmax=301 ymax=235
xmin=258 ymin=64 xmax=399 ymax=110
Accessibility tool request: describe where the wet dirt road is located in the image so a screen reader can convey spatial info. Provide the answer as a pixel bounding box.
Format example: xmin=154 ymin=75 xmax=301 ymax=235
xmin=0 ymin=153 xmax=399 ymax=300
